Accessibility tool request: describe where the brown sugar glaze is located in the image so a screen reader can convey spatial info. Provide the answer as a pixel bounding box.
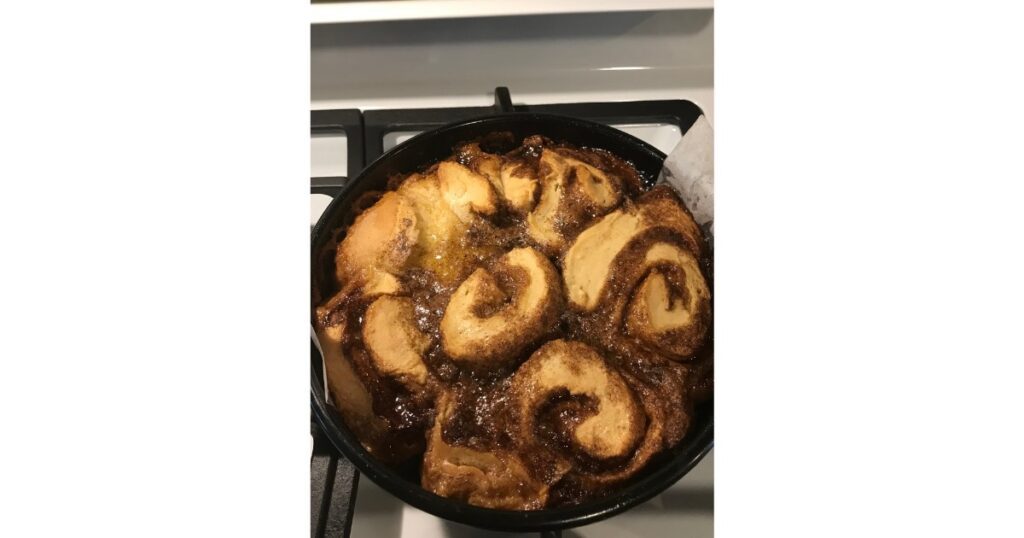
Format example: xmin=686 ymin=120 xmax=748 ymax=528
xmin=314 ymin=134 xmax=713 ymax=509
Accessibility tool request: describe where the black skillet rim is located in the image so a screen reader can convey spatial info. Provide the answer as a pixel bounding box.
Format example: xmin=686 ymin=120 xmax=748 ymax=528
xmin=310 ymin=112 xmax=714 ymax=532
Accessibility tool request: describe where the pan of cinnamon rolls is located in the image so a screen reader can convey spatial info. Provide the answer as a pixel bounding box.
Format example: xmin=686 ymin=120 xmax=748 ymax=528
xmin=311 ymin=113 xmax=712 ymax=532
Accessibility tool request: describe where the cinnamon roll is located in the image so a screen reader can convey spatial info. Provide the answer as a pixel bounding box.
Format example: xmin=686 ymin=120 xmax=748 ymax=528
xmin=314 ymin=293 xmax=428 ymax=463
xmin=510 ymin=340 xmax=645 ymax=463
xmin=454 ymin=141 xmax=504 ymax=194
xmin=421 ymin=391 xmax=548 ymax=510
xmin=506 ymin=340 xmax=690 ymax=492
xmin=395 ymin=172 xmax=500 ymax=286
xmin=525 ymin=148 xmax=625 ymax=254
xmin=563 ymin=185 xmax=711 ymax=359
xmin=362 ymin=295 xmax=431 ymax=390
xmin=334 ymin=191 xmax=416 ymax=296
xmin=440 ymin=247 xmax=562 ymax=367
xmin=314 ymin=297 xmax=386 ymax=446
xmin=498 ymin=160 xmax=540 ymax=213
xmin=436 ymin=160 xmax=499 ymax=223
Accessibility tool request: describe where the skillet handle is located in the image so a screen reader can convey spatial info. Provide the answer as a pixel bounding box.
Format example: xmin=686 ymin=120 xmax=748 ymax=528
xmin=493 ymin=86 xmax=514 ymax=113
xmin=312 ymin=176 xmax=347 ymax=198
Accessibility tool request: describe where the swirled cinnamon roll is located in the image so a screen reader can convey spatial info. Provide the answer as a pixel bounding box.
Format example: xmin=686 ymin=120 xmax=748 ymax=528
xmin=510 ymin=340 xmax=646 ymax=464
xmin=525 ymin=148 xmax=625 ymax=254
xmin=440 ymin=247 xmax=562 ymax=368
xmin=505 ymin=340 xmax=692 ymax=495
xmin=563 ymin=185 xmax=711 ymax=360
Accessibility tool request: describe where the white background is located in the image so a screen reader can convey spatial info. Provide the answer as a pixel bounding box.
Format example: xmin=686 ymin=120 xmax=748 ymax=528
xmin=2 ymin=1 xmax=1024 ymax=537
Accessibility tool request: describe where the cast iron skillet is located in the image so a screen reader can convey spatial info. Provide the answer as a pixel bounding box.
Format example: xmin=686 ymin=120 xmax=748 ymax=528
xmin=310 ymin=113 xmax=713 ymax=533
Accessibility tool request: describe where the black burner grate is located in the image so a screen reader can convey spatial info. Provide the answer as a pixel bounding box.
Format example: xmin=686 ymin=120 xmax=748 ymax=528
xmin=310 ymin=108 xmax=363 ymax=198
xmin=361 ymin=87 xmax=703 ymax=164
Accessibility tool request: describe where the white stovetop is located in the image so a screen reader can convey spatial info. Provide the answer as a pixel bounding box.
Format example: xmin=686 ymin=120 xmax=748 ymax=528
xmin=311 ymin=9 xmax=714 ymax=125
xmin=310 ymin=120 xmax=713 ymax=537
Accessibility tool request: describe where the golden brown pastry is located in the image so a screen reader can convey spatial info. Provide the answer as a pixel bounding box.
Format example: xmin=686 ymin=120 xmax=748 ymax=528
xmin=510 ymin=340 xmax=645 ymax=462
xmin=395 ymin=172 xmax=493 ymax=286
xmin=525 ymin=148 xmax=624 ymax=254
xmin=334 ymin=191 xmax=416 ymax=296
xmin=563 ymin=185 xmax=711 ymax=359
xmin=440 ymin=247 xmax=562 ymax=368
xmin=498 ymin=160 xmax=539 ymax=213
xmin=362 ymin=295 xmax=431 ymax=390
xmin=314 ymin=293 xmax=426 ymax=463
xmin=437 ymin=161 xmax=499 ymax=222
xmin=505 ymin=340 xmax=690 ymax=491
xmin=454 ymin=142 xmax=504 ymax=193
xmin=421 ymin=392 xmax=548 ymax=510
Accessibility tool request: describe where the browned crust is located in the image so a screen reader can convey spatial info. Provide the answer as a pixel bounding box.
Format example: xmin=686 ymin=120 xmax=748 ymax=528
xmin=636 ymin=184 xmax=706 ymax=260
xmin=548 ymin=143 xmax=645 ymax=199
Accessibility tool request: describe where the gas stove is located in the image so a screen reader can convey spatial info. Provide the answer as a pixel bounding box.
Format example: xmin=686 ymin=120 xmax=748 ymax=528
xmin=310 ymin=87 xmax=713 ymax=538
